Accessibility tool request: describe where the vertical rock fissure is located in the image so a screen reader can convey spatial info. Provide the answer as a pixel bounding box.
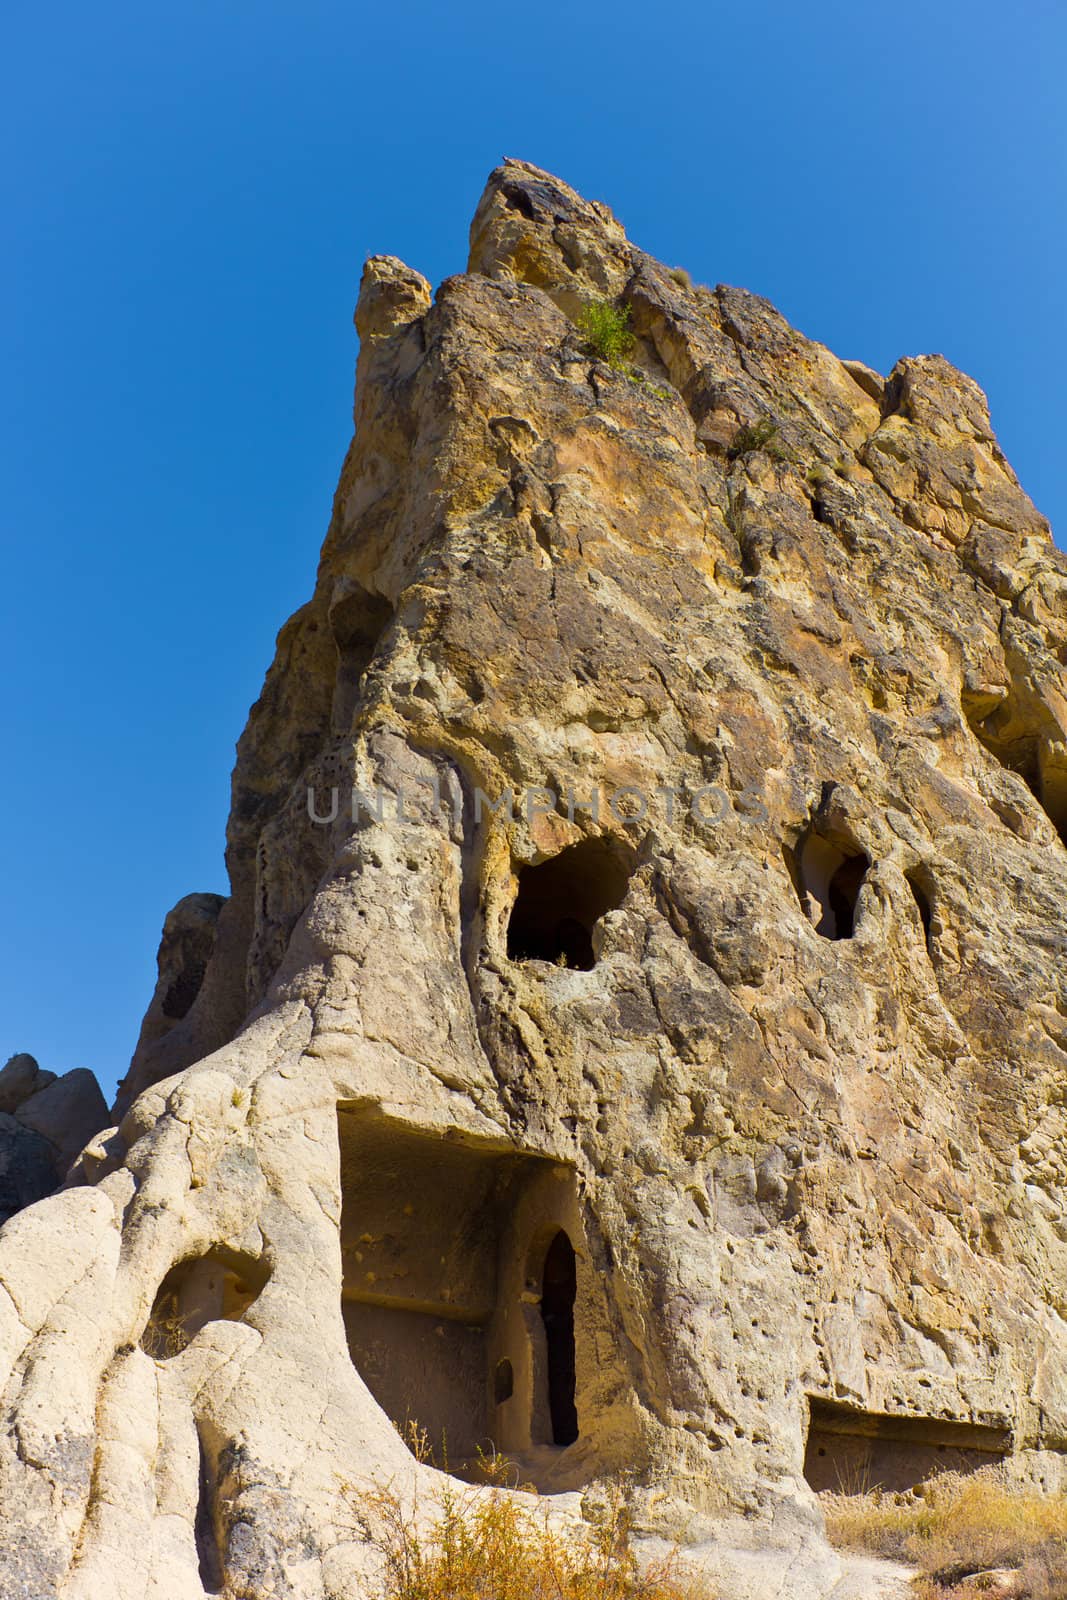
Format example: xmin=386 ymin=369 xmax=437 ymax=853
xmin=906 ymin=868 xmax=936 ymax=958
xmin=195 ymin=1424 xmax=224 ymax=1594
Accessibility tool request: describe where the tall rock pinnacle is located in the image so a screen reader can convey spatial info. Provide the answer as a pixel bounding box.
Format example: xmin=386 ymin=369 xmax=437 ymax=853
xmin=2 ymin=160 xmax=1066 ymax=1599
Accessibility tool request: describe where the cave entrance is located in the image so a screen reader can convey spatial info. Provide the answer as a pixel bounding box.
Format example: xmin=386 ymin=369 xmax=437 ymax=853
xmin=787 ymin=833 xmax=870 ymax=940
xmin=507 ymin=836 xmax=635 ymax=969
xmin=963 ymin=691 xmax=1067 ymax=850
xmin=338 ymin=1107 xmax=588 ymax=1477
xmin=803 ymin=1399 xmax=1010 ymax=1494
xmin=540 ymin=1231 xmax=578 ymax=1446
xmin=329 ymin=584 xmax=394 ymax=731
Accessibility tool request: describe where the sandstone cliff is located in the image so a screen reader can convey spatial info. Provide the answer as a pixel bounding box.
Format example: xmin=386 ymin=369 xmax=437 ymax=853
xmin=3 ymin=160 xmax=1066 ymax=1600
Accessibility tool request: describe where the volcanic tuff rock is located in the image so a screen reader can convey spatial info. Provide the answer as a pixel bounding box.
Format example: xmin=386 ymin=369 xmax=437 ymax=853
xmin=0 ymin=1055 xmax=107 ymax=1225
xmin=3 ymin=159 xmax=1067 ymax=1599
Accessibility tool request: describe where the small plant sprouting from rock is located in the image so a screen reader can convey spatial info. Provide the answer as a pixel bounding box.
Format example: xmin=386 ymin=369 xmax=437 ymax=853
xmin=578 ymin=299 xmax=636 ymax=370
xmin=575 ymin=299 xmax=671 ymax=400
xmin=727 ymin=414 xmax=785 ymax=461
xmin=471 ymin=1443 xmax=533 ymax=1491
xmin=395 ymin=1414 xmax=447 ymax=1469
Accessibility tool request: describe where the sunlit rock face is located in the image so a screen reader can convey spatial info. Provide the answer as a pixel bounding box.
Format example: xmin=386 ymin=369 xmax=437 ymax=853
xmin=3 ymin=159 xmax=1067 ymax=1600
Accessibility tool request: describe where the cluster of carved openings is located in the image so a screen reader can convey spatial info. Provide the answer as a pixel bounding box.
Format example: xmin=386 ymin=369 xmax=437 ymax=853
xmin=140 ymin=1247 xmax=269 ymax=1359
xmin=507 ymin=836 xmax=635 ymax=969
xmin=803 ymin=1398 xmax=1010 ymax=1494
xmin=328 ymin=584 xmax=394 ymax=731
xmin=337 ymin=1107 xmax=583 ymax=1481
xmin=785 ymin=833 xmax=870 ymax=940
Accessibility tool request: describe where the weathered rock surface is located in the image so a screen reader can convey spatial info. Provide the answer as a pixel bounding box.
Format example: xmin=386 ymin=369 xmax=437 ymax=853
xmin=0 ymin=1055 xmax=107 ymax=1224
xmin=118 ymin=892 xmax=227 ymax=1113
xmin=2 ymin=159 xmax=1066 ymax=1598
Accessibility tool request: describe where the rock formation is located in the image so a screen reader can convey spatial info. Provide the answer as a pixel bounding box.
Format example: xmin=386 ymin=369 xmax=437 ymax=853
xmin=0 ymin=1055 xmax=107 ymax=1226
xmin=3 ymin=159 xmax=1067 ymax=1599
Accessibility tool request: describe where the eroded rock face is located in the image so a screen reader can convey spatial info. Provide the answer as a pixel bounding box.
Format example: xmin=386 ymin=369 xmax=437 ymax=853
xmin=117 ymin=892 xmax=227 ymax=1114
xmin=2 ymin=159 xmax=1066 ymax=1599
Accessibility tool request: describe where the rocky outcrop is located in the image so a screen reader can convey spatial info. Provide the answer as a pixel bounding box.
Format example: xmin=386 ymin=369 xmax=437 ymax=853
xmin=0 ymin=1055 xmax=107 ymax=1223
xmin=2 ymin=159 xmax=1066 ymax=1599
xmin=117 ymin=892 xmax=226 ymax=1114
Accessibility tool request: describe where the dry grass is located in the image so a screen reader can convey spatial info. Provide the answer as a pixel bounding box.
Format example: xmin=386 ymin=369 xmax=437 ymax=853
xmin=356 ymin=1478 xmax=712 ymax=1600
xmin=466 ymin=1444 xmax=536 ymax=1492
xmin=823 ymin=1472 xmax=1067 ymax=1597
xmin=140 ymin=1296 xmax=191 ymax=1358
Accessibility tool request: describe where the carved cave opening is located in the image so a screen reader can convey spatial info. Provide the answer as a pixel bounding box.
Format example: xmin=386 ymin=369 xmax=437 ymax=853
xmin=329 ymin=584 xmax=394 ymax=731
xmin=507 ymin=836 xmax=635 ymax=969
xmin=964 ymin=695 xmax=1067 ymax=849
xmin=140 ymin=1246 xmax=269 ymax=1359
xmin=338 ymin=1107 xmax=586 ymax=1479
xmin=803 ymin=1398 xmax=1010 ymax=1494
xmin=786 ymin=834 xmax=870 ymax=941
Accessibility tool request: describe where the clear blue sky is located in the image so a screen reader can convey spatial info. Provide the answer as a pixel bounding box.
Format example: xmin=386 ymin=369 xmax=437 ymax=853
xmin=2 ymin=1 xmax=1064 ymax=1106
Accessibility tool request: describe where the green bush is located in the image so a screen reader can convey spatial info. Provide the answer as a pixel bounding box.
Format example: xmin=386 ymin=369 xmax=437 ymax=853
xmin=727 ymin=414 xmax=782 ymax=460
xmin=578 ymin=299 xmax=636 ymax=369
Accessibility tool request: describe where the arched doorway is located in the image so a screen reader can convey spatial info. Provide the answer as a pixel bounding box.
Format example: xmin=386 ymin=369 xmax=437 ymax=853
xmin=540 ymin=1230 xmax=578 ymax=1446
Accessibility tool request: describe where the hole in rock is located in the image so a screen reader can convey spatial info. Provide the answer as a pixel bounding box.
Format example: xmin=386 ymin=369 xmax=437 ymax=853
xmin=329 ymin=585 xmax=394 ymax=731
xmin=906 ymin=868 xmax=936 ymax=957
xmin=788 ymin=834 xmax=870 ymax=940
xmin=540 ymin=1231 xmax=578 ymax=1446
xmin=338 ymin=1107 xmax=586 ymax=1481
xmin=803 ymin=1399 xmax=1010 ymax=1494
xmin=494 ymin=1358 xmax=514 ymax=1405
xmin=500 ymin=179 xmax=539 ymax=221
xmin=162 ymin=961 xmax=208 ymax=1020
xmin=507 ymin=836 xmax=635 ymax=968
xmin=964 ymin=695 xmax=1067 ymax=849
xmin=141 ymin=1247 xmax=269 ymax=1359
